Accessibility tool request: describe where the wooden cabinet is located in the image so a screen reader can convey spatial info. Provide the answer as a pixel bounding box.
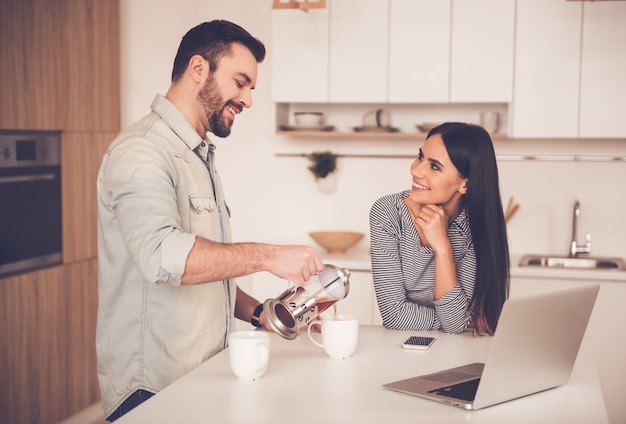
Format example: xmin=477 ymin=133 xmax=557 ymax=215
xmin=0 ymin=258 xmax=99 ymax=424
xmin=579 ymin=2 xmax=626 ymax=138
xmin=0 ymin=0 xmax=120 ymax=422
xmin=62 ymin=132 xmax=114 ymax=263
xmin=0 ymin=0 xmax=120 ymax=131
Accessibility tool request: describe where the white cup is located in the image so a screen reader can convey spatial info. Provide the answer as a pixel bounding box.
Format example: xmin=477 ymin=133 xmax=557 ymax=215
xmin=362 ymin=109 xmax=390 ymax=127
xmin=480 ymin=111 xmax=500 ymax=134
xmin=307 ymin=315 xmax=359 ymax=359
xmin=228 ymin=331 xmax=270 ymax=380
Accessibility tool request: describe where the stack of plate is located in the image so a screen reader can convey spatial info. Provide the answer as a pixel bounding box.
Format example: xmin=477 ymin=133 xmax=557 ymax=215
xmin=279 ymin=124 xmax=335 ymax=131
xmin=352 ymin=126 xmax=399 ymax=133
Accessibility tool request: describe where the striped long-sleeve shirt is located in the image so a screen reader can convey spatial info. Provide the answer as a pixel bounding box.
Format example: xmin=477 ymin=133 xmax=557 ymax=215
xmin=369 ymin=191 xmax=476 ymax=333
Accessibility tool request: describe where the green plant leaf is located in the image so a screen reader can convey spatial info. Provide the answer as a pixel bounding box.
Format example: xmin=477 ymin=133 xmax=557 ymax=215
xmin=307 ymin=151 xmax=338 ymax=179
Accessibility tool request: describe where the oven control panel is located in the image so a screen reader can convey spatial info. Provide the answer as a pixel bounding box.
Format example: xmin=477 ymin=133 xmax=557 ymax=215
xmin=0 ymin=130 xmax=61 ymax=168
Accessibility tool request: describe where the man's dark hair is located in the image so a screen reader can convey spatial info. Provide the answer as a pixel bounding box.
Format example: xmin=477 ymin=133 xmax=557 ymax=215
xmin=171 ymin=20 xmax=266 ymax=82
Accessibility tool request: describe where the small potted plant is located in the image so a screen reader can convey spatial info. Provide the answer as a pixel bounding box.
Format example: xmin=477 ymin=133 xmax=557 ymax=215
xmin=307 ymin=151 xmax=338 ymax=192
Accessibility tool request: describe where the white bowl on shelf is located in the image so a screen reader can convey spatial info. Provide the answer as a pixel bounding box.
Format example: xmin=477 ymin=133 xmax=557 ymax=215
xmin=416 ymin=123 xmax=440 ymax=133
xmin=295 ymin=112 xmax=324 ymax=126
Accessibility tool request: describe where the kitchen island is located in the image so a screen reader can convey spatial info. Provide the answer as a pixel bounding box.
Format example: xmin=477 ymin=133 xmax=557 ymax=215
xmin=116 ymin=325 xmax=606 ymax=424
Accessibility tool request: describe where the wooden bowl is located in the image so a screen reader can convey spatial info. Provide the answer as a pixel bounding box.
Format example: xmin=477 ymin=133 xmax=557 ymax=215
xmin=308 ymin=231 xmax=365 ymax=254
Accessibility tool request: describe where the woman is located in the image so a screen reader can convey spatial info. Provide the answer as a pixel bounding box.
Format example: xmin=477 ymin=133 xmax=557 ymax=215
xmin=369 ymin=122 xmax=509 ymax=335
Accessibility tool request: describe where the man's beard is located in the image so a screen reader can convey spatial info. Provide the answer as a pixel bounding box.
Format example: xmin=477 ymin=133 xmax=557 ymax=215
xmin=197 ymin=74 xmax=232 ymax=138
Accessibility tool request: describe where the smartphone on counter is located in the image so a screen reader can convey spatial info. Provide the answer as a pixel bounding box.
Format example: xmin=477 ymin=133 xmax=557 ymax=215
xmin=401 ymin=336 xmax=436 ymax=350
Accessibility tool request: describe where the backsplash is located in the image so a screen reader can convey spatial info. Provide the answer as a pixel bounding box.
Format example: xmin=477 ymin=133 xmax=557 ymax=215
xmin=219 ymin=136 xmax=626 ymax=262
xmin=498 ymin=157 xmax=626 ymax=259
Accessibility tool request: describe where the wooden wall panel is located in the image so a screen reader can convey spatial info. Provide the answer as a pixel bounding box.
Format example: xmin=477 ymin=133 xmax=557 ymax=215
xmin=0 ymin=0 xmax=120 ymax=131
xmin=64 ymin=259 xmax=101 ymax=412
xmin=0 ymin=262 xmax=99 ymax=424
xmin=0 ymin=0 xmax=66 ymax=129
xmin=62 ymin=132 xmax=114 ymax=263
xmin=0 ymin=0 xmax=119 ymax=422
xmin=63 ymin=0 xmax=121 ymax=131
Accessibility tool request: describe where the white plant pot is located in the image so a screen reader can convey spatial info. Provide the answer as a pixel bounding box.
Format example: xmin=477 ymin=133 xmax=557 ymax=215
xmin=316 ymin=173 xmax=337 ymax=193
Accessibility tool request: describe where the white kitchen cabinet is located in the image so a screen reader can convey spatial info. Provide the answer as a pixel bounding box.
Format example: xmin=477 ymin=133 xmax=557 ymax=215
xmin=388 ymin=0 xmax=450 ymax=103
xmin=512 ymin=0 xmax=626 ymax=139
xmin=270 ymin=8 xmax=329 ymax=103
xmin=328 ymin=0 xmax=389 ymax=103
xmin=449 ymin=0 xmax=515 ymax=103
xmin=511 ymin=275 xmax=626 ymax=424
xmin=389 ymin=0 xmax=514 ymax=104
xmin=512 ymin=0 xmax=582 ymax=138
xmin=273 ymin=0 xmax=515 ymax=106
xmin=271 ymin=0 xmax=388 ymax=104
xmin=272 ymin=0 xmax=626 ymax=139
xmin=579 ymin=2 xmax=626 ymax=138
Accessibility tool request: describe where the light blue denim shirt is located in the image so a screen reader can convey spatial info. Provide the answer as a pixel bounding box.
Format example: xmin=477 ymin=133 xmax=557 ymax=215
xmin=96 ymin=94 xmax=235 ymax=416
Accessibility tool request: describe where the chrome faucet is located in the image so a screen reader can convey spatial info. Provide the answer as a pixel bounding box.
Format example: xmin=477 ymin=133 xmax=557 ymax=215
xmin=569 ymin=200 xmax=591 ymax=258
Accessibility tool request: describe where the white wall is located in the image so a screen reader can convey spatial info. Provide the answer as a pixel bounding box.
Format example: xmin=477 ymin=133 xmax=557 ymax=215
xmin=120 ymin=0 xmax=626 ymax=290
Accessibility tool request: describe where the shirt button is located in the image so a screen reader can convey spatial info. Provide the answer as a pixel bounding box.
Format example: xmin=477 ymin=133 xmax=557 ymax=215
xmin=201 ymin=142 xmax=206 ymax=148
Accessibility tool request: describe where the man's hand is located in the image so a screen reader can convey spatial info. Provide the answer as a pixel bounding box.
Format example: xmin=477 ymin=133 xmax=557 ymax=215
xmin=266 ymin=245 xmax=324 ymax=285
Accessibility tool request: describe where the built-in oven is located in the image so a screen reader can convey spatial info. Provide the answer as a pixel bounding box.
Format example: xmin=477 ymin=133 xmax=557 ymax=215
xmin=0 ymin=130 xmax=62 ymax=278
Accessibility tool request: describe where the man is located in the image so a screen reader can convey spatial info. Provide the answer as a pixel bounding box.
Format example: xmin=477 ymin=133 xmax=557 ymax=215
xmin=96 ymin=20 xmax=323 ymax=421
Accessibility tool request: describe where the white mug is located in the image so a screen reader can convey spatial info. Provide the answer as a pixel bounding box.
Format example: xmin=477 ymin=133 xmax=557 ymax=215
xmin=480 ymin=111 xmax=500 ymax=134
xmin=307 ymin=315 xmax=359 ymax=359
xmin=228 ymin=331 xmax=270 ymax=380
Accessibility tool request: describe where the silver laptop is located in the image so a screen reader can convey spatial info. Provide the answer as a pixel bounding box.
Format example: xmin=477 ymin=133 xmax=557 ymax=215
xmin=383 ymin=284 xmax=600 ymax=410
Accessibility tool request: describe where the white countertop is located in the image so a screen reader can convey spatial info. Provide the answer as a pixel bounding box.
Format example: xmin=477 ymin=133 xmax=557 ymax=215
xmin=319 ymin=246 xmax=626 ymax=283
xmin=116 ymin=325 xmax=607 ymax=424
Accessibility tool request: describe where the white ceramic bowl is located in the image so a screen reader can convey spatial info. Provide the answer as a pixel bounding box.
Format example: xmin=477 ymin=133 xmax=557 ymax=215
xmin=295 ymin=112 xmax=324 ymax=126
xmin=416 ymin=123 xmax=440 ymax=133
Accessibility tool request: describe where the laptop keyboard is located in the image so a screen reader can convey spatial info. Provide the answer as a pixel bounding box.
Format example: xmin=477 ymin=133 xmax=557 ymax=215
xmin=428 ymin=378 xmax=481 ymax=401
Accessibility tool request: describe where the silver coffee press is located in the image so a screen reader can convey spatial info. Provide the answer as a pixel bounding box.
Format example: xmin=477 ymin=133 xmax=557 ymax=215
xmin=263 ymin=264 xmax=351 ymax=340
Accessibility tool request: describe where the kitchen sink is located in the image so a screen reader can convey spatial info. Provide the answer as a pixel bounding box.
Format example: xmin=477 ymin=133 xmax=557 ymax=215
xmin=519 ymin=254 xmax=626 ymax=270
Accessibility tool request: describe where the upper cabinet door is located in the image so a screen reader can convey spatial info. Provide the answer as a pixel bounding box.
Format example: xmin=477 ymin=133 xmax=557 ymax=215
xmin=388 ymin=0 xmax=451 ymax=103
xmin=328 ymin=0 xmax=389 ymax=103
xmin=450 ymin=0 xmax=515 ymax=103
xmin=512 ymin=0 xmax=582 ymax=138
xmin=271 ymin=8 xmax=329 ymax=103
xmin=579 ymin=2 xmax=626 ymax=138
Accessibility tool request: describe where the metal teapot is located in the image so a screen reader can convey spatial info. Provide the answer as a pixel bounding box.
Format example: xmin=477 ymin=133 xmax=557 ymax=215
xmin=263 ymin=264 xmax=351 ymax=340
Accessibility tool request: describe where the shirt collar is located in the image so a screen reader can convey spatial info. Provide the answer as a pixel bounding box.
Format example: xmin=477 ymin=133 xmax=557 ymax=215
xmin=150 ymin=94 xmax=211 ymax=151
